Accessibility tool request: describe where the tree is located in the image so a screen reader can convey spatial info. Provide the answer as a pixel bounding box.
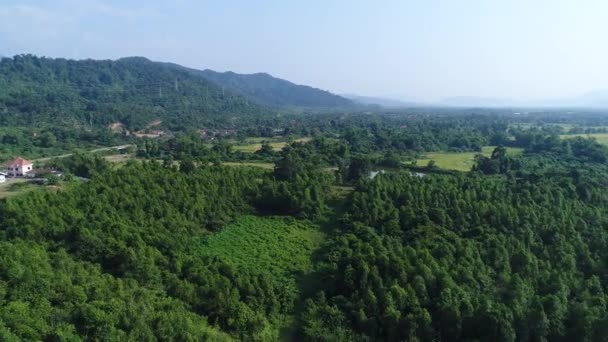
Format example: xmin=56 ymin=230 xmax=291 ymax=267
xmin=179 ymin=158 xmax=195 ymax=174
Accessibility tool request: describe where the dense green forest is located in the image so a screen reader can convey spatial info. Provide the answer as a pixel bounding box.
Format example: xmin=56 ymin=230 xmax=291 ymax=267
xmin=0 ymin=55 xmax=269 ymax=130
xmin=5 ymin=57 xmax=608 ymax=340
xmin=3 ymin=121 xmax=608 ymax=340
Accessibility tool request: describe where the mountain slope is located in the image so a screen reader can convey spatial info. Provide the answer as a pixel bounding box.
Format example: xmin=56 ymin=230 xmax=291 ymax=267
xmin=197 ymin=69 xmax=354 ymax=108
xmin=0 ymin=55 xmax=268 ymax=130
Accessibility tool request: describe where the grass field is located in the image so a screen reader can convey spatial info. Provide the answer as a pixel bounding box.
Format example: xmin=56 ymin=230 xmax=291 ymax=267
xmin=196 ymin=216 xmax=323 ymax=277
xmin=559 ymin=133 xmax=608 ymax=145
xmin=415 ymin=146 xmax=523 ymax=172
xmin=0 ymin=178 xmax=34 ymax=199
xmin=232 ymin=137 xmax=312 ymax=153
xmin=222 ymin=161 xmax=275 ymax=169
xmin=233 ymin=141 xmax=287 ymax=152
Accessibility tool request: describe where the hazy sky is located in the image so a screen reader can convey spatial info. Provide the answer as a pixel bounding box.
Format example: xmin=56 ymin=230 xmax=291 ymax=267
xmin=1 ymin=0 xmax=607 ymax=102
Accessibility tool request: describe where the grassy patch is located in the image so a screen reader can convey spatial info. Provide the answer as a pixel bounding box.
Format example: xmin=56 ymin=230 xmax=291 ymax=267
xmin=222 ymin=161 xmax=275 ymax=169
xmin=196 ymin=216 xmax=323 ymax=278
xmin=559 ymin=133 xmax=608 ymax=145
xmin=0 ymin=179 xmax=37 ymax=199
xmin=233 ymin=142 xmax=287 ymax=152
xmin=415 ymin=146 xmax=523 ymax=172
xmin=233 ymin=137 xmax=312 ymax=153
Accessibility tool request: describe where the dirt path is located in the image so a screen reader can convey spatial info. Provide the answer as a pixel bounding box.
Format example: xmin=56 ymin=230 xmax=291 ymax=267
xmin=34 ymin=144 xmax=134 ymax=162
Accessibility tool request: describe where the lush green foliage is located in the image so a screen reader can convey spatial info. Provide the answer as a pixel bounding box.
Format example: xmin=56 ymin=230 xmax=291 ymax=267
xmin=196 ymin=215 xmax=323 ymax=278
xmin=198 ymin=69 xmax=354 ymax=108
xmin=300 ymin=167 xmax=608 ymax=341
xmin=0 ymin=126 xmax=129 ymax=162
xmin=0 ymin=55 xmax=268 ymax=130
xmin=6 ymin=102 xmax=608 ymax=341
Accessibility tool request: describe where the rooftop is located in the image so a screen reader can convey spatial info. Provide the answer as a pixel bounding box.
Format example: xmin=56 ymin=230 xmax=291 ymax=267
xmin=7 ymin=157 xmax=32 ymax=167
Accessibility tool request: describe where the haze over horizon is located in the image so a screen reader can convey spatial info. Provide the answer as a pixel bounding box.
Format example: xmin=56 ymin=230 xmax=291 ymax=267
xmin=1 ymin=0 xmax=607 ymax=103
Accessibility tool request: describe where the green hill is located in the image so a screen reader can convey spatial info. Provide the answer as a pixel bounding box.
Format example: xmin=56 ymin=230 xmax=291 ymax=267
xmin=197 ymin=69 xmax=354 ymax=108
xmin=0 ymin=55 xmax=269 ymax=130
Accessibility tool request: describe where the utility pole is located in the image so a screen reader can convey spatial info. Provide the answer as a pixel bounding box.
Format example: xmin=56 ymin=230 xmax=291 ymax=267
xmin=159 ymin=86 xmax=162 ymax=98
xmin=175 ymin=78 xmax=179 ymax=91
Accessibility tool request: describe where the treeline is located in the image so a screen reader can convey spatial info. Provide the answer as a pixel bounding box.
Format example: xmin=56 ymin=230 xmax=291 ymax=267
xmin=475 ymin=134 xmax=608 ymax=176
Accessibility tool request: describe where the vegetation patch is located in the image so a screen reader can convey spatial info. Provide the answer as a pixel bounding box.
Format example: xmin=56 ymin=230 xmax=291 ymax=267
xmin=560 ymin=133 xmax=608 ymax=145
xmin=416 ymin=146 xmax=523 ymax=171
xmin=196 ymin=215 xmax=323 ymax=278
xmin=222 ymin=161 xmax=275 ymax=169
xmin=233 ymin=137 xmax=312 ymax=153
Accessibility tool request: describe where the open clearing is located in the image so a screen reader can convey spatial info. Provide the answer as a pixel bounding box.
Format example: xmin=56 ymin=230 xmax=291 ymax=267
xmin=233 ymin=141 xmax=287 ymax=152
xmin=416 ymin=146 xmax=523 ymax=172
xmin=0 ymin=178 xmax=35 ymax=199
xmin=195 ymin=215 xmax=323 ymax=277
xmin=233 ymin=137 xmax=312 ymax=153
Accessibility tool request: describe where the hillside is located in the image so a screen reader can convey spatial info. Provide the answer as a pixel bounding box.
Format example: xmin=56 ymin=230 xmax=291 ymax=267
xmin=197 ymin=69 xmax=354 ymax=108
xmin=0 ymin=55 xmax=268 ymax=130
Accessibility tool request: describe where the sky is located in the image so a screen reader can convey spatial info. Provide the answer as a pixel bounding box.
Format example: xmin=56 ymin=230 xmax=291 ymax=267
xmin=1 ymin=0 xmax=607 ymax=102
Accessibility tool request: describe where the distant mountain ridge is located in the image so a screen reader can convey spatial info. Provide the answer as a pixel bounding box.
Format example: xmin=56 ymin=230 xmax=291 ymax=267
xmin=440 ymin=91 xmax=608 ymax=108
xmin=441 ymin=96 xmax=518 ymax=107
xmin=196 ymin=69 xmax=354 ymax=108
xmin=343 ymin=94 xmax=419 ymax=108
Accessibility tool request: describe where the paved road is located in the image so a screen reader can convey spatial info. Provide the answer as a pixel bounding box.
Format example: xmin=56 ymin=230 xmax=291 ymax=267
xmin=34 ymin=144 xmax=134 ymax=162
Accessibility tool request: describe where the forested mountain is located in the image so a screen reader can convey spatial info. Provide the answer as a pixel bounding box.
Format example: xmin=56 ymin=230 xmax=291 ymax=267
xmin=197 ymin=69 xmax=354 ymax=108
xmin=0 ymin=55 xmax=269 ymax=130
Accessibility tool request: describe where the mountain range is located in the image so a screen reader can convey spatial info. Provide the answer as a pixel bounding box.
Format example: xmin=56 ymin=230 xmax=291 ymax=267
xmin=2 ymin=53 xmax=608 ymax=128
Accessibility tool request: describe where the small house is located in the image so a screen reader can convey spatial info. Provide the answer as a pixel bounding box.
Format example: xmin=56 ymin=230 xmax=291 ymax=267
xmin=0 ymin=172 xmax=5 ymax=183
xmin=6 ymin=157 xmax=33 ymax=177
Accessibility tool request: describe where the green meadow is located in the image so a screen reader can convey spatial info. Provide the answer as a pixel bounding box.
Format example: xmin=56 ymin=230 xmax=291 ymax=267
xmin=232 ymin=137 xmax=312 ymax=153
xmin=559 ymin=133 xmax=608 ymax=145
xmin=416 ymin=146 xmax=523 ymax=172
xmin=196 ymin=215 xmax=324 ymax=278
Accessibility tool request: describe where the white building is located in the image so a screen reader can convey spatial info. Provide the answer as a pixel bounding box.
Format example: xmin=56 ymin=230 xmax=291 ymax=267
xmin=6 ymin=157 xmax=33 ymax=177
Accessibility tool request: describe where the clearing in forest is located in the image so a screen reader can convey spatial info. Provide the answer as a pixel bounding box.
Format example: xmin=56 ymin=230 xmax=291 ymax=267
xmin=232 ymin=137 xmax=312 ymax=153
xmin=196 ymin=215 xmax=323 ymax=278
xmin=415 ymin=146 xmax=523 ymax=172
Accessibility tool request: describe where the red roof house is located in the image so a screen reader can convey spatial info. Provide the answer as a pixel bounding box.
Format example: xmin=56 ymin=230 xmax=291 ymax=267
xmin=6 ymin=157 xmax=33 ymax=177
